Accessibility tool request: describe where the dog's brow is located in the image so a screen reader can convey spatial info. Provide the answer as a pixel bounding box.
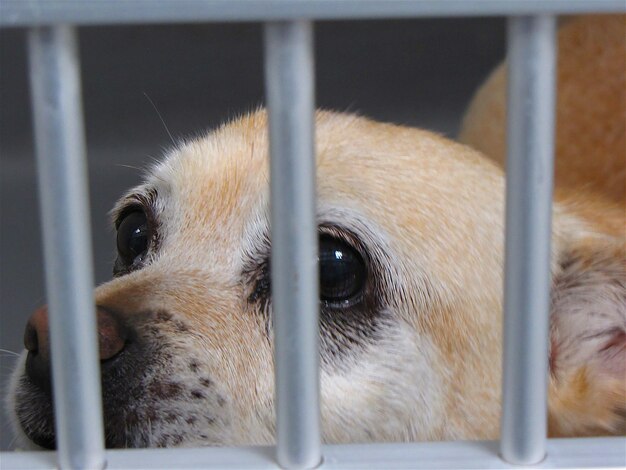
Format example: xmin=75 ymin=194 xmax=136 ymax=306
xmin=110 ymin=187 xmax=159 ymax=227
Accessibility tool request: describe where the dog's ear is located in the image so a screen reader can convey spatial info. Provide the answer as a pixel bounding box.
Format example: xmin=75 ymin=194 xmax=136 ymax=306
xmin=548 ymin=238 xmax=625 ymax=437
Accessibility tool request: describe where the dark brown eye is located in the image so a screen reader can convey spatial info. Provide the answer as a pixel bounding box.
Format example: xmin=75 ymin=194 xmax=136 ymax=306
xmin=116 ymin=211 xmax=149 ymax=266
xmin=319 ymin=235 xmax=366 ymax=306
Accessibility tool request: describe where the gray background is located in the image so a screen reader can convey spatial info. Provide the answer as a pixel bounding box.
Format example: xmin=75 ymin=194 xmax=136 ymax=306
xmin=0 ymin=18 xmax=505 ymax=450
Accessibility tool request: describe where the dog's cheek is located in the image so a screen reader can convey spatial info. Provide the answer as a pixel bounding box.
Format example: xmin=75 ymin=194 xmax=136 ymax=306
xmin=142 ymin=316 xmax=275 ymax=447
xmin=164 ymin=311 xmax=276 ymax=447
xmin=144 ymin=339 xmax=235 ymax=447
xmin=319 ymin=321 xmax=448 ymax=443
xmin=94 ymin=271 xmax=277 ymax=446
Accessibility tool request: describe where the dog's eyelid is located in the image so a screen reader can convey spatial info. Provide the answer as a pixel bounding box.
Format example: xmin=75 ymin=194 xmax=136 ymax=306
xmin=110 ymin=188 xmax=159 ymax=228
xmin=246 ymin=223 xmax=371 ymax=270
xmin=111 ymin=199 xmax=142 ymax=229
xmin=317 ymin=223 xmax=371 ymax=264
xmin=245 ymin=223 xmax=372 ymax=298
xmin=113 ymin=203 xmax=145 ymax=229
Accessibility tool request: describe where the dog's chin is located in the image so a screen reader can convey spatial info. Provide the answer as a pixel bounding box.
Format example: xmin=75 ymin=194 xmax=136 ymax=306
xmin=10 ymin=364 xmax=233 ymax=449
xmin=9 ymin=311 xmax=235 ymax=450
xmin=22 ymin=430 xmax=55 ymax=451
xmin=10 ymin=373 xmax=55 ymax=450
xmin=12 ymin=380 xmax=179 ymax=450
xmin=10 ymin=427 xmax=52 ymax=452
xmin=12 ymin=379 xmax=189 ymax=450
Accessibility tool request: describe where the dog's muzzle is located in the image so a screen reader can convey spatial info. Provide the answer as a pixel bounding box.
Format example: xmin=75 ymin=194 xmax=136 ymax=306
xmin=14 ymin=303 xmax=230 ymax=450
xmin=18 ymin=305 xmax=134 ymax=449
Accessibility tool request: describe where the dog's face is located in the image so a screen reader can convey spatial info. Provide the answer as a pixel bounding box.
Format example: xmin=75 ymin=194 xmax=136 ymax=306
xmin=9 ymin=110 xmax=625 ymax=449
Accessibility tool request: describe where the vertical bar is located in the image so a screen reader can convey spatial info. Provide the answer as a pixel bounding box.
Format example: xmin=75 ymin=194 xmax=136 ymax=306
xmin=264 ymin=20 xmax=321 ymax=470
xmin=501 ymin=15 xmax=557 ymax=466
xmin=28 ymin=26 xmax=105 ymax=470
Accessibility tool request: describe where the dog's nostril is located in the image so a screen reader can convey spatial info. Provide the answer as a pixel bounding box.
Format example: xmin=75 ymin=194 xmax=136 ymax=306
xmin=24 ymin=321 xmax=39 ymax=353
xmin=24 ymin=306 xmax=50 ymax=356
xmin=23 ymin=306 xmax=53 ymax=392
xmin=23 ymin=306 xmax=128 ymax=361
xmin=97 ymin=307 xmax=128 ymax=361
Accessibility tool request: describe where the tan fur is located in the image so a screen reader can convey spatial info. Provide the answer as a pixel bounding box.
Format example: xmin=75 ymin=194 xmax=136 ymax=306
xmin=8 ymin=15 xmax=625 ymax=450
xmin=548 ymin=368 xmax=625 ymax=437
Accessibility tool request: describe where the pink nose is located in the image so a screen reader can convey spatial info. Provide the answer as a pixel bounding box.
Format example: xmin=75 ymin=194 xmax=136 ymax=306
xmin=24 ymin=305 xmax=128 ymax=387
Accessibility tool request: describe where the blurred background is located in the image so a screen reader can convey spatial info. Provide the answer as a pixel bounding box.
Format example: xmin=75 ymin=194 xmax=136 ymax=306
xmin=0 ymin=18 xmax=505 ymax=450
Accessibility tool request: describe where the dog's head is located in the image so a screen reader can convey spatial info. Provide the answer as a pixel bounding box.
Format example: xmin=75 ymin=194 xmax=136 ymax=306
xmin=9 ymin=110 xmax=625 ymax=449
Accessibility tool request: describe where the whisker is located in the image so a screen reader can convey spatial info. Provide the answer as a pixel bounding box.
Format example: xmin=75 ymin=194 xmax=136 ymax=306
xmin=8 ymin=435 xmax=18 ymax=450
xmin=143 ymin=92 xmax=176 ymax=146
xmin=115 ymin=163 xmax=143 ymax=172
xmin=0 ymin=348 xmax=20 ymax=358
xmin=144 ymin=154 xmax=161 ymax=165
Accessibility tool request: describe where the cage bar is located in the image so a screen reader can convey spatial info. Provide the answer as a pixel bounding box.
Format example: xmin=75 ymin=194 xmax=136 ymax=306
xmin=264 ymin=20 xmax=322 ymax=470
xmin=500 ymin=15 xmax=557 ymax=466
xmin=1 ymin=0 xmax=625 ymax=26
xmin=27 ymin=26 xmax=105 ymax=470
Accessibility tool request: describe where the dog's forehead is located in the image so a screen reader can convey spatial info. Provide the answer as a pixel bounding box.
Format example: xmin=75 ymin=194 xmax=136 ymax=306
xmin=124 ymin=113 xmax=269 ymax=247
xmin=120 ymin=110 xmax=506 ymax=271
xmin=150 ymin=110 xmax=501 ymax=205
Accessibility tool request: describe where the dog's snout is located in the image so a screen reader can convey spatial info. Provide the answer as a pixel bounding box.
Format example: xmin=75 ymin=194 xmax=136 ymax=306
xmin=24 ymin=306 xmax=129 ymax=389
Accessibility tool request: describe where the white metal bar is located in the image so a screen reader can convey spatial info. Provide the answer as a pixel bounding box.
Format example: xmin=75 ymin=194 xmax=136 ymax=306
xmin=1 ymin=0 xmax=625 ymax=27
xmin=27 ymin=26 xmax=105 ymax=470
xmin=264 ymin=20 xmax=321 ymax=470
xmin=2 ymin=438 xmax=625 ymax=470
xmin=500 ymin=15 xmax=557 ymax=466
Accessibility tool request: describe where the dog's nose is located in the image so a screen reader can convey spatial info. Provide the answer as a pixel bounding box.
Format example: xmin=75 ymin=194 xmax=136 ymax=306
xmin=24 ymin=305 xmax=49 ymax=356
xmin=24 ymin=306 xmax=128 ymax=389
xmin=24 ymin=306 xmax=53 ymax=391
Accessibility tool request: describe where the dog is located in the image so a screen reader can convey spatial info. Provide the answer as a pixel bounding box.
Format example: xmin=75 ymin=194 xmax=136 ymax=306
xmin=8 ymin=14 xmax=625 ymax=449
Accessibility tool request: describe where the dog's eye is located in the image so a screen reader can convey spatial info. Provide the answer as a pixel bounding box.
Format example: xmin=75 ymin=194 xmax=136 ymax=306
xmin=117 ymin=211 xmax=149 ymax=265
xmin=319 ymin=235 xmax=366 ymax=306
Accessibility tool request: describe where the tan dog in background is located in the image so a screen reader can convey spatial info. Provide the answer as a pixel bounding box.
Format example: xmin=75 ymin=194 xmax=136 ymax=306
xmin=9 ymin=15 xmax=624 ymax=449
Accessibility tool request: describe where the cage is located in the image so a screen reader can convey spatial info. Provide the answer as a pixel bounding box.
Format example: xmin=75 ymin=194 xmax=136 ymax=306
xmin=0 ymin=1 xmax=624 ymax=469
